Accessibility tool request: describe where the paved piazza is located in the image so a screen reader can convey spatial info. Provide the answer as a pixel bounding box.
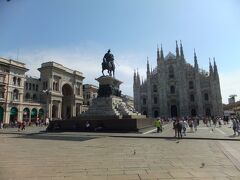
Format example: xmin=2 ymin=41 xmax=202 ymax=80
xmin=0 ymin=123 xmax=240 ymax=180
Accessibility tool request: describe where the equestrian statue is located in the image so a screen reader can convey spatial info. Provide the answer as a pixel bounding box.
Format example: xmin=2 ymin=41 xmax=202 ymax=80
xmin=102 ymin=49 xmax=115 ymax=77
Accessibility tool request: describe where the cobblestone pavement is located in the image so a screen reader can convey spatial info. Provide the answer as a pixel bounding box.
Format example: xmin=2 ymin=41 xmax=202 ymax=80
xmin=0 ymin=124 xmax=240 ymax=180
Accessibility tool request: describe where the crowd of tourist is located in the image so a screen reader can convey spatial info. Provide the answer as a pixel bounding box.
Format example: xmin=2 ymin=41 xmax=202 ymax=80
xmin=154 ymin=115 xmax=240 ymax=138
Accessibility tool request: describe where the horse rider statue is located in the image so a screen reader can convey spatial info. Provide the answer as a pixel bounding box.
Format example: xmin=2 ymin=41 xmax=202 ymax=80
xmin=102 ymin=49 xmax=115 ymax=77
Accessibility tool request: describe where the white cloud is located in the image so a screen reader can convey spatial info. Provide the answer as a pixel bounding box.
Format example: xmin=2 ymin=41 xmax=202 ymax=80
xmin=220 ymin=71 xmax=240 ymax=104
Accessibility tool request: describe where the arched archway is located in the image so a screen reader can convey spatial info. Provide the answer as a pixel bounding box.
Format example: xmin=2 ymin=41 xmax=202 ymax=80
xmin=52 ymin=105 xmax=58 ymax=119
xmin=171 ymin=105 xmax=178 ymax=117
xmin=38 ymin=109 xmax=44 ymax=120
xmin=154 ymin=110 xmax=159 ymax=118
xmin=31 ymin=108 xmax=37 ymax=122
xmin=10 ymin=107 xmax=18 ymax=123
xmin=23 ymin=108 xmax=30 ymax=122
xmin=62 ymin=84 xmax=73 ymax=119
xmin=191 ymin=109 xmax=197 ymax=117
xmin=206 ymin=108 xmax=211 ymax=117
xmin=0 ymin=106 xmax=4 ymax=122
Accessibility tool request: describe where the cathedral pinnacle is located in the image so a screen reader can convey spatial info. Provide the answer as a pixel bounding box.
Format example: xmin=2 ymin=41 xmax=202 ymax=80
xmin=194 ymin=48 xmax=198 ymax=69
xmin=180 ymin=40 xmax=184 ymax=59
xmin=209 ymin=58 xmax=213 ymax=76
xmin=176 ymin=40 xmax=180 ymax=57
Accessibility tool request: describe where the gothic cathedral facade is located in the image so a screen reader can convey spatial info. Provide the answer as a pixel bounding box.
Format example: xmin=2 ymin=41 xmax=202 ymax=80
xmin=133 ymin=41 xmax=223 ymax=118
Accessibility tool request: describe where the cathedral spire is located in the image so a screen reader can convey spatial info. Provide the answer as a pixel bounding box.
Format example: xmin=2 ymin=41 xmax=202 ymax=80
xmin=180 ymin=40 xmax=184 ymax=59
xmin=209 ymin=58 xmax=213 ymax=76
xmin=134 ymin=69 xmax=136 ymax=84
xmin=136 ymin=69 xmax=140 ymax=85
xmin=160 ymin=44 xmax=164 ymax=60
xmin=213 ymin=57 xmax=219 ymax=79
xmin=194 ymin=48 xmax=199 ymax=70
xmin=157 ymin=44 xmax=160 ymax=61
xmin=147 ymin=57 xmax=150 ymax=77
xmin=176 ymin=40 xmax=180 ymax=58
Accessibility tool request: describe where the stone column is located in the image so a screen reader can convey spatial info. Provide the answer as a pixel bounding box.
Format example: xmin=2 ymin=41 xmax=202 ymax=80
xmin=48 ymin=99 xmax=52 ymax=120
xmin=18 ymin=106 xmax=23 ymax=122
xmin=58 ymin=101 xmax=62 ymax=119
xmin=72 ymin=101 xmax=76 ymax=117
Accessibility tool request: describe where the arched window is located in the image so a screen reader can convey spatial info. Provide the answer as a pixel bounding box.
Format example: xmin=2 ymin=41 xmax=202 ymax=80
xmin=153 ymin=84 xmax=157 ymax=92
xmin=0 ymin=91 xmax=4 ymax=98
xmin=204 ymin=93 xmax=209 ymax=101
xmin=32 ymin=94 xmax=37 ymax=100
xmin=25 ymin=93 xmax=30 ymax=99
xmin=17 ymin=78 xmax=21 ymax=86
xmin=169 ymin=66 xmax=174 ymax=78
xmin=189 ymin=81 xmax=194 ymax=89
xmin=55 ymin=82 xmax=59 ymax=91
xmin=142 ymin=98 xmax=146 ymax=105
xmin=25 ymin=83 xmax=28 ymax=90
xmin=170 ymin=86 xmax=175 ymax=94
xmin=13 ymin=77 xmax=16 ymax=85
xmin=13 ymin=89 xmax=19 ymax=100
xmin=154 ymin=97 xmax=158 ymax=104
xmin=190 ymin=94 xmax=195 ymax=102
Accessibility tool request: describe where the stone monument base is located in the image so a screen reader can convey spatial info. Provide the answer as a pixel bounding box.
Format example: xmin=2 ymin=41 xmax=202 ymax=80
xmin=47 ymin=76 xmax=154 ymax=132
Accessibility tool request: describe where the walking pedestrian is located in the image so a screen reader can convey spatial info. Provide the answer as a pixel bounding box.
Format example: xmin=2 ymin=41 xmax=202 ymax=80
xmin=176 ymin=120 xmax=183 ymax=139
xmin=232 ymin=118 xmax=238 ymax=136
xmin=155 ymin=118 xmax=162 ymax=133
xmin=182 ymin=120 xmax=188 ymax=136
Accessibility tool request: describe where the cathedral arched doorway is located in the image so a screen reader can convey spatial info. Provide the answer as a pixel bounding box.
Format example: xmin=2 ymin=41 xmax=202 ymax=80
xmin=154 ymin=110 xmax=159 ymax=118
xmin=62 ymin=84 xmax=73 ymax=119
xmin=191 ymin=109 xmax=197 ymax=117
xmin=206 ymin=108 xmax=211 ymax=117
xmin=171 ymin=105 xmax=178 ymax=117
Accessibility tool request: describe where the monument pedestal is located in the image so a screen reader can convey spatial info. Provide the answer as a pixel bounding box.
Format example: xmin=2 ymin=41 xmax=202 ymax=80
xmin=47 ymin=76 xmax=153 ymax=132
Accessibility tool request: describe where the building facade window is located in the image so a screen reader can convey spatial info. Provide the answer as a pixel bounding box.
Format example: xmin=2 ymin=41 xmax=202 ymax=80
xmin=33 ymin=84 xmax=35 ymax=91
xmin=0 ymin=91 xmax=4 ymax=98
xmin=153 ymin=84 xmax=157 ymax=92
xmin=204 ymin=93 xmax=209 ymax=101
xmin=190 ymin=94 xmax=195 ymax=102
xmin=36 ymin=85 xmax=38 ymax=91
xmin=170 ymin=85 xmax=175 ymax=94
xmin=17 ymin=78 xmax=21 ymax=86
xmin=13 ymin=77 xmax=16 ymax=85
xmin=29 ymin=83 xmax=32 ymax=90
xmin=189 ymin=81 xmax=194 ymax=89
xmin=26 ymin=83 xmax=28 ymax=90
xmin=142 ymin=98 xmax=146 ymax=105
xmin=13 ymin=89 xmax=19 ymax=100
xmin=154 ymin=97 xmax=158 ymax=104
xmin=25 ymin=93 xmax=30 ymax=99
xmin=32 ymin=94 xmax=37 ymax=100
xmin=169 ymin=66 xmax=174 ymax=78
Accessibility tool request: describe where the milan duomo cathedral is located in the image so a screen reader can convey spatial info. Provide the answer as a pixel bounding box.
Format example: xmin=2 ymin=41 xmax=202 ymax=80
xmin=133 ymin=41 xmax=223 ymax=118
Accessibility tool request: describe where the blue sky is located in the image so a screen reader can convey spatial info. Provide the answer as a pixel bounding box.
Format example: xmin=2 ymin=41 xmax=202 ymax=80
xmin=0 ymin=0 xmax=240 ymax=103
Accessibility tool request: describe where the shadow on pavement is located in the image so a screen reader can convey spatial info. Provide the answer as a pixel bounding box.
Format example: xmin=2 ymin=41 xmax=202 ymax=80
xmin=11 ymin=133 xmax=98 ymax=142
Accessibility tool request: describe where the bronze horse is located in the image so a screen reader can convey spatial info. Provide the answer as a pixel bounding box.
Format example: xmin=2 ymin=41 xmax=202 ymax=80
xmin=102 ymin=51 xmax=115 ymax=77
